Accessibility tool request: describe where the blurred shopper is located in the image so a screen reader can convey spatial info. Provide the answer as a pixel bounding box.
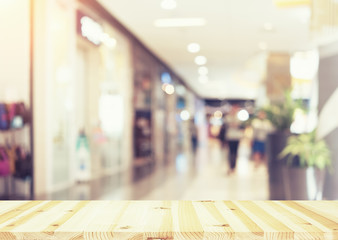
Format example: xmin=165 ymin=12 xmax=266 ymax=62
xmin=225 ymin=105 xmax=243 ymax=175
xmin=251 ymin=110 xmax=273 ymax=168
xmin=75 ymin=129 xmax=91 ymax=182
xmin=190 ymin=119 xmax=198 ymax=153
xmin=218 ymin=120 xmax=227 ymax=148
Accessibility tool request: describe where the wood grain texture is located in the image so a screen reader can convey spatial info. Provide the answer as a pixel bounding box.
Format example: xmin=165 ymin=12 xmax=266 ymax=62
xmin=0 ymin=201 xmax=337 ymax=239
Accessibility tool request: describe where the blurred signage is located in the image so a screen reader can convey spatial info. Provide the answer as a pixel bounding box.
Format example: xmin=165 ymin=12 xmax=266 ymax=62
xmin=76 ymin=10 xmax=102 ymax=45
xmin=76 ymin=10 xmax=117 ymax=48
xmin=177 ymin=97 xmax=186 ymax=109
xmin=161 ymin=72 xmax=172 ymax=84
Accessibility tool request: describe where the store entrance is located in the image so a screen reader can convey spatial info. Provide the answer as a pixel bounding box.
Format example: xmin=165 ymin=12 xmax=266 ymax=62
xmin=75 ymin=41 xmax=122 ymax=182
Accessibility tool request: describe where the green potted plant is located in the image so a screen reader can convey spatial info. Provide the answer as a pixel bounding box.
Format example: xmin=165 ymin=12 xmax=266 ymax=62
xmin=262 ymin=89 xmax=302 ymax=131
xmin=261 ymin=89 xmax=304 ymax=200
xmin=279 ymin=130 xmax=332 ymax=200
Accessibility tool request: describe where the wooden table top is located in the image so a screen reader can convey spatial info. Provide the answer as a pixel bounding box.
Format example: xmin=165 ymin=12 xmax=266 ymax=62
xmin=0 ymin=201 xmax=337 ymax=239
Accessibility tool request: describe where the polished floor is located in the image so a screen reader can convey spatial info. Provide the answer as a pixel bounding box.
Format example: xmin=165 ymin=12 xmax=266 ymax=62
xmin=44 ymin=138 xmax=269 ymax=200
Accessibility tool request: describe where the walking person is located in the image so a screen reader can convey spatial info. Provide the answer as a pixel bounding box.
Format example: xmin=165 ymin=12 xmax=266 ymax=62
xmin=225 ymin=105 xmax=244 ymax=175
xmin=218 ymin=120 xmax=227 ymax=148
xmin=251 ymin=110 xmax=273 ymax=168
xmin=190 ymin=119 xmax=198 ymax=153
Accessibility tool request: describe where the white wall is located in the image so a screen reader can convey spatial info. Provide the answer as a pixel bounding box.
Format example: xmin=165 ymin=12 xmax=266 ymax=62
xmin=33 ymin=0 xmax=50 ymax=197
xmin=0 ymin=0 xmax=30 ymax=104
xmin=0 ymin=0 xmax=30 ymax=196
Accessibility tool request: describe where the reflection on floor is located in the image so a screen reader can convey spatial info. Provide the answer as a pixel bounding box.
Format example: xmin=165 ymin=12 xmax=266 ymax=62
xmin=138 ymin=138 xmax=268 ymax=200
xmin=43 ymin=138 xmax=269 ymax=200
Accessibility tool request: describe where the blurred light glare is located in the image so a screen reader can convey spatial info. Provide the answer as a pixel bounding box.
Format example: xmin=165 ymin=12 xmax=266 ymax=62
xmin=162 ymin=83 xmax=168 ymax=91
xmin=164 ymin=84 xmax=175 ymax=95
xmin=161 ymin=0 xmax=177 ymax=10
xmin=198 ymin=75 xmax=208 ymax=83
xmin=214 ymin=110 xmax=223 ymax=119
xmin=198 ymin=66 xmax=208 ymax=75
xmin=187 ymin=43 xmax=200 ymax=53
xmin=81 ymin=16 xmax=117 ymax=49
xmin=180 ymin=110 xmax=190 ymax=121
xmin=99 ymin=94 xmax=124 ymax=136
xmin=161 ymin=72 xmax=172 ymax=83
xmin=195 ymin=56 xmax=207 ymax=65
xmin=81 ymin=16 xmax=103 ymax=45
xmin=237 ymin=109 xmax=249 ymax=121
xmin=101 ymin=33 xmax=117 ymax=49
xmin=290 ymin=49 xmax=319 ymax=80
xmin=290 ymin=108 xmax=307 ymax=134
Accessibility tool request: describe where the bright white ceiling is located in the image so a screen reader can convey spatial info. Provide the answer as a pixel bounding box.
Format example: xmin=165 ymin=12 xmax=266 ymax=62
xmin=98 ymin=0 xmax=314 ymax=99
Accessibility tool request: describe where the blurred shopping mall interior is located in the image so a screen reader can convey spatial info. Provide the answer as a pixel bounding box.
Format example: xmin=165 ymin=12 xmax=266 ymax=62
xmin=1 ymin=0 xmax=338 ymax=201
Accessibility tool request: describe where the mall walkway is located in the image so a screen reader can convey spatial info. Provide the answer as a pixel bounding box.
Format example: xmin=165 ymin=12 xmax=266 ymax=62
xmin=46 ymin=138 xmax=269 ymax=200
xmin=138 ymin=139 xmax=269 ymax=200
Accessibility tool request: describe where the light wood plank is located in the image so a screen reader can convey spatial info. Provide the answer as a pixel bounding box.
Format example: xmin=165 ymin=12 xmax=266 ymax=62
xmin=192 ymin=201 xmax=234 ymax=239
xmin=172 ymin=201 xmax=204 ymax=239
xmin=258 ymin=201 xmax=324 ymax=240
xmin=143 ymin=201 xmax=173 ymax=240
xmin=0 ymin=201 xmax=336 ymax=239
xmin=223 ymin=201 xmax=264 ymax=239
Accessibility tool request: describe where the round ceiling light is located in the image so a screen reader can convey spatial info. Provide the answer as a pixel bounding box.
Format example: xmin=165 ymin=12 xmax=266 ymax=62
xmin=180 ymin=110 xmax=190 ymax=121
xmin=237 ymin=109 xmax=249 ymax=121
xmin=198 ymin=66 xmax=208 ymax=75
xmin=194 ymin=55 xmax=207 ymax=65
xmin=164 ymin=84 xmax=175 ymax=95
xmin=214 ymin=111 xmax=223 ymax=119
xmin=187 ymin=43 xmax=200 ymax=53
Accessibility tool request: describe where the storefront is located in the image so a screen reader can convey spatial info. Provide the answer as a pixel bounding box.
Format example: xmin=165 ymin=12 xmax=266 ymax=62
xmin=33 ymin=0 xmax=133 ymax=194
xmin=73 ymin=6 xmax=133 ymax=181
xmin=3 ymin=0 xmax=197 ymax=197
xmin=162 ymin=73 xmax=178 ymax=165
xmin=132 ymin=44 xmax=155 ymax=178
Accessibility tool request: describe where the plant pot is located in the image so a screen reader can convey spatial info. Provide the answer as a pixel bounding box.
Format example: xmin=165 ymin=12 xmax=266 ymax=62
xmin=282 ymin=166 xmax=326 ymax=200
xmin=266 ymin=131 xmax=291 ymax=200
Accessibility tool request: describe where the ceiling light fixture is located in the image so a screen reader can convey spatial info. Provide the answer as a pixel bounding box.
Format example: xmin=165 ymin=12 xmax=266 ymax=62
xmin=164 ymin=84 xmax=175 ymax=95
xmin=198 ymin=66 xmax=208 ymax=75
xmin=161 ymin=0 xmax=177 ymax=10
xmin=180 ymin=110 xmax=190 ymax=121
xmin=194 ymin=56 xmax=207 ymax=65
xmin=214 ymin=111 xmax=223 ymax=119
xmin=154 ymin=18 xmax=206 ymax=28
xmin=237 ymin=109 xmax=249 ymax=121
xmin=187 ymin=43 xmax=200 ymax=53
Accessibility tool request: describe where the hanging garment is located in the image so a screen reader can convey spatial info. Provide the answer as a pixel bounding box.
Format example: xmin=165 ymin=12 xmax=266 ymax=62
xmin=0 ymin=147 xmax=10 ymax=176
